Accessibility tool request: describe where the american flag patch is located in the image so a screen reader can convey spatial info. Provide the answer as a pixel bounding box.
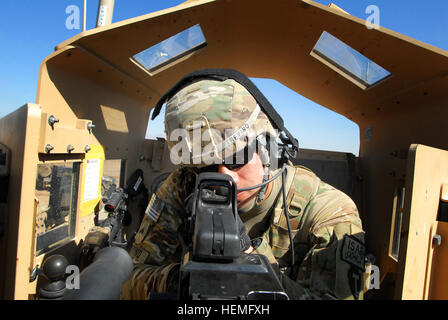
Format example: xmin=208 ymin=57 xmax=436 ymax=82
xmin=145 ymin=196 xmax=164 ymax=223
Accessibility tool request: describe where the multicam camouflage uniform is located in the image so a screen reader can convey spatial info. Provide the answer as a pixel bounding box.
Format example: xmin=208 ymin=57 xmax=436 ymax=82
xmin=121 ymin=164 xmax=365 ymax=300
xmin=121 ymin=77 xmax=365 ymax=300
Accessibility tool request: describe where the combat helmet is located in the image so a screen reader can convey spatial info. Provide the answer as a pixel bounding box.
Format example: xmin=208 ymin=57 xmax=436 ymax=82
xmin=164 ymin=78 xmax=278 ymax=167
xmin=152 ymin=69 xmax=298 ymax=170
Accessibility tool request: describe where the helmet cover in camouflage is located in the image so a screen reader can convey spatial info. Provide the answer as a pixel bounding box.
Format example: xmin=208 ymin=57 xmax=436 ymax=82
xmin=164 ymin=79 xmax=278 ymax=166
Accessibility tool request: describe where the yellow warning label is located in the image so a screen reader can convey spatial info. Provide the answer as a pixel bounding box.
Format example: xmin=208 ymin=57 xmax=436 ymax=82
xmin=80 ymin=145 xmax=105 ymax=217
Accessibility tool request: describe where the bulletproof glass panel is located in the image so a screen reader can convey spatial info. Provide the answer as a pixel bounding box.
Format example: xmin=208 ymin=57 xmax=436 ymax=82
xmin=102 ymin=159 xmax=126 ymax=191
xmin=35 ymin=162 xmax=80 ymax=256
xmin=132 ymin=24 xmax=206 ymax=73
xmin=312 ymin=31 xmax=391 ymax=89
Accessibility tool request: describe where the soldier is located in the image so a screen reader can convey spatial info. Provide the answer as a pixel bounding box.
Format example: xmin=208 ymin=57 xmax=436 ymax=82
xmin=121 ymin=69 xmax=365 ymax=300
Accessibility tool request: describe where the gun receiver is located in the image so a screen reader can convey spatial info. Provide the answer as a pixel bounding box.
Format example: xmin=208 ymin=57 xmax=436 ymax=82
xmin=80 ymin=184 xmax=128 ymax=269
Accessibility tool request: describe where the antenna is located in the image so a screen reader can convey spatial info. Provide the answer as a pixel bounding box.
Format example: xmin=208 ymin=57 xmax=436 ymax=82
xmin=83 ymin=0 xmax=87 ymax=32
xmin=96 ymin=0 xmax=115 ymax=28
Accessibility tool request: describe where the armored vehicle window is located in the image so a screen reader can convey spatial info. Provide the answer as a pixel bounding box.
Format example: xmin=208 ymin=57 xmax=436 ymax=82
xmin=35 ymin=163 xmax=80 ymax=256
xmin=102 ymin=159 xmax=126 ymax=192
xmin=311 ymin=31 xmax=391 ymax=89
xmin=146 ymin=103 xmax=166 ymax=140
xmin=132 ymin=24 xmax=206 ymax=74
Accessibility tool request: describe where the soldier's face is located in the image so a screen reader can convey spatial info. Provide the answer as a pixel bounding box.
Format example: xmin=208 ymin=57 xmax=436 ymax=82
xmin=218 ymin=151 xmax=266 ymax=207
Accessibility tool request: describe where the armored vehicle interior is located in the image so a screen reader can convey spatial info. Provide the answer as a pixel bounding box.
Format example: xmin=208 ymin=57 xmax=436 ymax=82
xmin=1 ymin=0 xmax=448 ymax=299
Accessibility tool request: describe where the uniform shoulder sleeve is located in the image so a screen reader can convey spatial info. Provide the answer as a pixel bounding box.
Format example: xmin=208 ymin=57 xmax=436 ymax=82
xmin=296 ymin=180 xmax=365 ymax=299
xmin=129 ymin=168 xmax=194 ymax=265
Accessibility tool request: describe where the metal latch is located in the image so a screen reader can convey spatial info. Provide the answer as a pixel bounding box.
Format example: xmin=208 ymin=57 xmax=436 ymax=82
xmin=433 ymin=234 xmax=442 ymax=246
xmin=29 ymin=264 xmax=43 ymax=283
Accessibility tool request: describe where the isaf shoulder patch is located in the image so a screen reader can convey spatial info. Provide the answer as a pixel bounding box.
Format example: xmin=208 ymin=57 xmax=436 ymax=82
xmin=341 ymin=235 xmax=365 ymax=271
xmin=341 ymin=235 xmax=366 ymax=299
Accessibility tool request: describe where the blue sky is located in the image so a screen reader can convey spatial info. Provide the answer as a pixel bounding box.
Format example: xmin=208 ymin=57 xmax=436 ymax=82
xmin=1 ymin=1 xmax=447 ymax=156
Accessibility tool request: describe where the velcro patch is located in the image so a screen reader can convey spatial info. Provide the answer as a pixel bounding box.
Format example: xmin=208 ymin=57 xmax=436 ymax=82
xmin=130 ymin=246 xmax=149 ymax=264
xmin=341 ymin=235 xmax=365 ymax=271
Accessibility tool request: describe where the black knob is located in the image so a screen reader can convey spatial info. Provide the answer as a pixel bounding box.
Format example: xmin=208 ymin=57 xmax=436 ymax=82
xmin=42 ymin=255 xmax=69 ymax=282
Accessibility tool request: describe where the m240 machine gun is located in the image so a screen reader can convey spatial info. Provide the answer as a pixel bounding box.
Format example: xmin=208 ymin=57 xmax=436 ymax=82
xmin=179 ymin=172 xmax=288 ymax=300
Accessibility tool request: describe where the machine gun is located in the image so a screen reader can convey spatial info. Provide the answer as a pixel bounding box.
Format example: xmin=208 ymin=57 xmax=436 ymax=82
xmin=100 ymin=184 xmax=128 ymax=246
xmin=79 ymin=184 xmax=128 ymax=269
xmin=80 ymin=169 xmax=146 ymax=266
xmin=179 ymin=172 xmax=288 ymax=300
